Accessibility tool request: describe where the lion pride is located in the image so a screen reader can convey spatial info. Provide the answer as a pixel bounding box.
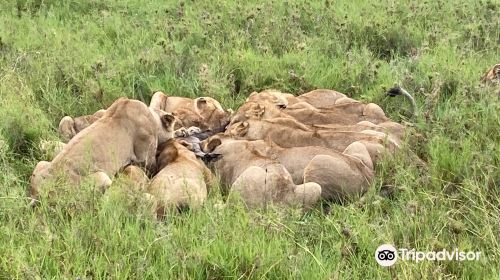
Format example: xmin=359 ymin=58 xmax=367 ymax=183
xmin=201 ymin=136 xmax=322 ymax=208
xmin=203 ymin=135 xmax=373 ymax=201
xmin=58 ymin=91 xmax=233 ymax=142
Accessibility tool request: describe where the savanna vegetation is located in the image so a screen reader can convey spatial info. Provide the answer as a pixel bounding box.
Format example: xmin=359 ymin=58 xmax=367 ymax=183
xmin=0 ymin=0 xmax=498 ymax=279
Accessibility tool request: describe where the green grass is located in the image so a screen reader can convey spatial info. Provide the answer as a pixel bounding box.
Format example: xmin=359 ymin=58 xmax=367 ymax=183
xmin=0 ymin=0 xmax=499 ymax=278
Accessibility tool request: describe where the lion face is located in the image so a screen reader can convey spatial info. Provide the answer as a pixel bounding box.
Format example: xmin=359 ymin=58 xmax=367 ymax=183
xmin=149 ymin=108 xmax=177 ymax=144
xmin=228 ymin=101 xmax=284 ymax=127
xmin=225 ymin=121 xmax=249 ymax=137
xmin=30 ymin=161 xmax=53 ymax=199
xmin=193 ymin=97 xmax=233 ymax=132
xmin=246 ymin=90 xmax=289 ymax=109
xmin=481 ymin=64 xmax=500 ymax=82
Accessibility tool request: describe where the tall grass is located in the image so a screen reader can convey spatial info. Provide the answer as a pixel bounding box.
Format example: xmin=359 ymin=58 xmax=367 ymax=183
xmin=0 ymin=0 xmax=498 ymax=278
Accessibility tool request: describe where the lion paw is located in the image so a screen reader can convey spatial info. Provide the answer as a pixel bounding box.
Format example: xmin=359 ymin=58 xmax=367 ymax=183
xmin=186 ymin=126 xmax=202 ymax=135
xmin=174 ymin=127 xmax=188 ymax=137
xmin=174 ymin=127 xmax=202 ymax=137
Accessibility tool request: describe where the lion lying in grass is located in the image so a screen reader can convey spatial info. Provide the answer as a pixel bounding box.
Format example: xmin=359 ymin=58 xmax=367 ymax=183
xmin=149 ymin=91 xmax=233 ymax=133
xmin=35 ymin=87 xmax=415 ymax=211
xmin=148 ymin=139 xmax=215 ymax=217
xmin=203 ymin=135 xmax=373 ymax=201
xmin=58 ymin=91 xmax=233 ymax=142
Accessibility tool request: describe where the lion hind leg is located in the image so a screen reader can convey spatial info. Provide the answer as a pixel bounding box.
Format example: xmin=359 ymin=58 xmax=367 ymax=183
xmin=343 ymin=141 xmax=374 ymax=170
xmin=291 ymin=182 xmax=322 ymax=210
xmin=231 ymin=166 xmax=269 ymax=208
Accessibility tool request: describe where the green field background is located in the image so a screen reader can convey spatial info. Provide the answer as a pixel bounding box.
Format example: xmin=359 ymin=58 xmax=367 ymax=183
xmin=0 ymin=0 xmax=498 ymax=279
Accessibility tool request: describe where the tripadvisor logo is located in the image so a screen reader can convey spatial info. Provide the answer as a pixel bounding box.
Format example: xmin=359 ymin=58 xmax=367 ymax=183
xmin=375 ymin=244 xmax=481 ymax=267
xmin=375 ymin=244 xmax=398 ymax=267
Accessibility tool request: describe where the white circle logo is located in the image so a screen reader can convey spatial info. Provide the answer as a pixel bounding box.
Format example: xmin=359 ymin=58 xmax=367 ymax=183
xmin=375 ymin=244 xmax=398 ymax=266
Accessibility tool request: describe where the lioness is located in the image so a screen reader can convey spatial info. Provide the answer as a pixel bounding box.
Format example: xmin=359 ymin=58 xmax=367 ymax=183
xmin=122 ymin=165 xmax=150 ymax=192
xmin=284 ymin=102 xmax=389 ymax=125
xmin=230 ymin=101 xmax=405 ymax=138
xmin=203 ymin=136 xmax=373 ymax=201
xmin=246 ymin=89 xmax=364 ymax=111
xmin=148 ymin=139 xmax=214 ymax=217
xmin=246 ymin=89 xmax=297 ymax=108
xmin=245 ymin=88 xmax=414 ymax=134
xmin=297 ymin=89 xmax=352 ymax=108
xmin=206 ymin=138 xmax=322 ymax=209
xmin=30 ymin=98 xmax=176 ymax=200
xmin=58 ymin=91 xmax=231 ymax=142
xmin=225 ymin=118 xmax=397 ymax=165
xmin=58 ymin=109 xmax=107 ymax=142
xmin=246 ymin=89 xmax=352 ymax=109
xmin=149 ymin=91 xmax=233 ymax=132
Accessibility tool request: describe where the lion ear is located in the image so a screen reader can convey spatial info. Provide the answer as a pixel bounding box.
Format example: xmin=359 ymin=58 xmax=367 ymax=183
xmin=150 ymin=91 xmax=168 ymax=110
xmin=276 ymin=101 xmax=287 ymax=109
xmin=161 ymin=112 xmax=175 ymax=128
xmin=204 ymin=137 xmax=222 ymax=153
xmin=246 ymin=103 xmax=265 ymax=118
xmin=272 ymin=94 xmax=287 ymax=109
xmin=177 ymin=139 xmax=193 ymax=149
xmin=246 ymin=91 xmax=258 ymax=101
xmin=236 ymin=121 xmax=249 ymax=136
xmin=196 ymin=97 xmax=208 ymax=110
xmin=256 ymin=104 xmax=265 ymax=117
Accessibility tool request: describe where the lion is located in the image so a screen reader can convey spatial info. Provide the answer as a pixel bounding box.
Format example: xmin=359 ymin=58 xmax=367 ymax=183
xmin=203 ymin=136 xmax=373 ymax=201
xmin=246 ymin=89 xmax=297 ymax=108
xmin=282 ymin=101 xmax=391 ymax=126
xmin=248 ymin=88 xmax=416 ymax=117
xmin=147 ymin=139 xmax=214 ymax=217
xmin=296 ymin=89 xmax=353 ymax=109
xmin=230 ymin=100 xmax=405 ymax=139
xmin=245 ymin=88 xmax=367 ymax=111
xmin=480 ymin=64 xmax=500 ymax=83
xmin=57 ymin=108 xmax=192 ymax=143
xmin=243 ymin=87 xmax=416 ymax=133
xmin=121 ymin=165 xmax=150 ymax=192
xmin=30 ymin=98 xmax=178 ymax=201
xmin=149 ymin=91 xmax=233 ymax=133
xmin=58 ymin=109 xmax=107 ymax=142
xmin=58 ymin=91 xmax=231 ymax=142
xmin=201 ymin=137 xmax=321 ymax=209
xmin=246 ymin=89 xmax=353 ymax=110
xmin=225 ymin=117 xmax=397 ymax=166
xmin=310 ymin=121 xmax=405 ymax=140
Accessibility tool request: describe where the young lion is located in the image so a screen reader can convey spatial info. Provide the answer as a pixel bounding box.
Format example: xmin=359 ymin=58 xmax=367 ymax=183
xmin=58 ymin=109 xmax=107 ymax=142
xmin=147 ymin=139 xmax=214 ymax=217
